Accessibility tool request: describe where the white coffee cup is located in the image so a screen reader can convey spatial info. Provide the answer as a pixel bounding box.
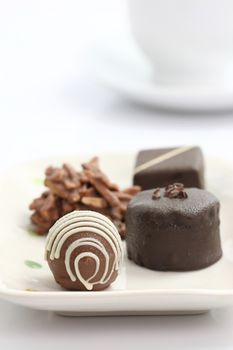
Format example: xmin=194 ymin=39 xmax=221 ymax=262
xmin=128 ymin=0 xmax=233 ymax=86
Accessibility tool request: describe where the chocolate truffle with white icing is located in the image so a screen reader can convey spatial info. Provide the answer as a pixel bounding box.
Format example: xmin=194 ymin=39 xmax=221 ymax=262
xmin=126 ymin=185 xmax=222 ymax=271
xmin=133 ymin=146 xmax=205 ymax=190
xmin=45 ymin=210 xmax=123 ymax=291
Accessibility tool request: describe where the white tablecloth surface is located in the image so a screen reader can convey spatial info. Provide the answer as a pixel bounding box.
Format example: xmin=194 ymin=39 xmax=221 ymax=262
xmin=1 ymin=1 xmax=233 ymax=348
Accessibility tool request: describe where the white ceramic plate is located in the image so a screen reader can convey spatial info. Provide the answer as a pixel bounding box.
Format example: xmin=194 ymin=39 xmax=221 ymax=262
xmin=1 ymin=153 xmax=233 ymax=316
xmin=92 ymin=37 xmax=233 ymax=111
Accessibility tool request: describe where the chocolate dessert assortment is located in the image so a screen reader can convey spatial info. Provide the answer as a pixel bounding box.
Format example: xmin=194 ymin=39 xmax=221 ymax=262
xmin=29 ymin=157 xmax=140 ymax=239
xmin=133 ymin=146 xmax=205 ymax=190
xmin=126 ymin=185 xmax=222 ymax=271
xmin=45 ymin=210 xmax=123 ymax=291
xmin=28 ymin=146 xmax=223 ymax=292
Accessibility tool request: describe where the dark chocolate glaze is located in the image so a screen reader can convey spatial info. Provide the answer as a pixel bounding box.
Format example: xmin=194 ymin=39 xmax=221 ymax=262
xmin=126 ymin=188 xmax=222 ymax=271
xmin=133 ymin=147 xmax=205 ymax=190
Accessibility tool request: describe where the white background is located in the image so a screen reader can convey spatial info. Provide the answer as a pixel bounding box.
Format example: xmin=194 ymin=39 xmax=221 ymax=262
xmin=1 ymin=0 xmax=233 ymax=348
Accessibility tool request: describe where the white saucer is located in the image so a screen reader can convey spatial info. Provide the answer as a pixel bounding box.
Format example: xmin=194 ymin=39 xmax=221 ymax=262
xmin=1 ymin=153 xmax=233 ymax=316
xmin=92 ymin=37 xmax=233 ymax=111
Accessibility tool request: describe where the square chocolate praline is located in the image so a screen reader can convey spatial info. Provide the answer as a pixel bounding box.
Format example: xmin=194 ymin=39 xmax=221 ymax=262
xmin=133 ymin=146 xmax=205 ymax=190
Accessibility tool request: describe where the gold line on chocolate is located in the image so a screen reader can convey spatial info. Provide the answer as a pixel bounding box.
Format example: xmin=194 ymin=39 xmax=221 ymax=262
xmin=134 ymin=146 xmax=195 ymax=175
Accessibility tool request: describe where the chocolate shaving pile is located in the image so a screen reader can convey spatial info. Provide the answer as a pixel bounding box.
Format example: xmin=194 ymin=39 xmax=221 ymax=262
xmin=151 ymin=183 xmax=188 ymax=200
xmin=164 ymin=183 xmax=188 ymax=199
xmin=152 ymin=188 xmax=161 ymax=200
xmin=29 ymin=157 xmax=141 ymax=239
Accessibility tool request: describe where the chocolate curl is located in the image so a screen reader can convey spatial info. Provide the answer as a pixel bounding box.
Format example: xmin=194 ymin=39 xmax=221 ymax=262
xmin=164 ymin=183 xmax=188 ymax=199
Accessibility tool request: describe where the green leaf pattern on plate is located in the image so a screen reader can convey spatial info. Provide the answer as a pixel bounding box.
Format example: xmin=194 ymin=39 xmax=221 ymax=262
xmin=24 ymin=260 xmax=42 ymax=269
xmin=27 ymin=229 xmax=37 ymax=236
xmin=33 ymin=177 xmax=44 ymax=186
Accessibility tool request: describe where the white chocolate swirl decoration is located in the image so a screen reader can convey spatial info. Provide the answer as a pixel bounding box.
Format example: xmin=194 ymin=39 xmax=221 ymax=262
xmin=45 ymin=210 xmax=123 ymax=290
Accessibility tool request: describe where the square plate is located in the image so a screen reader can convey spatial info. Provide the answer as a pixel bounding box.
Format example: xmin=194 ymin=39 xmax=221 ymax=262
xmin=1 ymin=153 xmax=233 ymax=316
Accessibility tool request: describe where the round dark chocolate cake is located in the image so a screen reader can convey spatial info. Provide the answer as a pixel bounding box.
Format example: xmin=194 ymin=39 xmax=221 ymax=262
xmin=126 ymin=187 xmax=222 ymax=271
